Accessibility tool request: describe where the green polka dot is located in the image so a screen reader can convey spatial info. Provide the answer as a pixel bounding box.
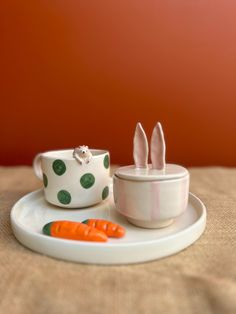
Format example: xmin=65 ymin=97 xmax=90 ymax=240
xmin=52 ymin=159 xmax=66 ymax=176
xmin=102 ymin=186 xmax=109 ymax=200
xmin=80 ymin=173 xmax=95 ymax=189
xmin=103 ymin=155 xmax=109 ymax=169
xmin=43 ymin=173 xmax=48 ymax=188
xmin=57 ymin=190 xmax=71 ymax=205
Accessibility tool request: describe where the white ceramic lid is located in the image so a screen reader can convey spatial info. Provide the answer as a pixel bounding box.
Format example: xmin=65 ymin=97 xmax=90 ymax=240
xmin=115 ymin=164 xmax=189 ymax=181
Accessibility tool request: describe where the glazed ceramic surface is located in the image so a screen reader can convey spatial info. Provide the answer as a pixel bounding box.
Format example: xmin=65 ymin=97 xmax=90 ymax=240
xmin=113 ymin=164 xmax=189 ymax=228
xmin=33 ymin=149 xmax=110 ymax=208
xmin=114 ymin=122 xmax=190 ymax=228
xmin=10 ymin=186 xmax=206 ymax=265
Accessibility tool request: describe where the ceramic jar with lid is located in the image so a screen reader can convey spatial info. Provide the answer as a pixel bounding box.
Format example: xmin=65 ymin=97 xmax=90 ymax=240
xmin=113 ymin=122 xmax=190 ymax=228
xmin=113 ymin=164 xmax=189 ymax=228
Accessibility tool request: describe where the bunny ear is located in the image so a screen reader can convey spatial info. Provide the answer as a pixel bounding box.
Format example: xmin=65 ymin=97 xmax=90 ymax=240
xmin=151 ymin=122 xmax=166 ymax=170
xmin=133 ymin=123 xmax=149 ymax=168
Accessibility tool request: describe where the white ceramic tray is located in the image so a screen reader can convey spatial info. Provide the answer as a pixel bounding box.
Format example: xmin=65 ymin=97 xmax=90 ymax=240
xmin=10 ymin=188 xmax=206 ymax=265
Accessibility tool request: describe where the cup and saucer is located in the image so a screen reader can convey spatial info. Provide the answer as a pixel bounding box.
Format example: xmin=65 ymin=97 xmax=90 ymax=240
xmin=10 ymin=143 xmax=207 ymax=265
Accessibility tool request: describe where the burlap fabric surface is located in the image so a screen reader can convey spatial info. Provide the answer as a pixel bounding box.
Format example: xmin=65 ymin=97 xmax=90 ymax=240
xmin=0 ymin=166 xmax=235 ymax=314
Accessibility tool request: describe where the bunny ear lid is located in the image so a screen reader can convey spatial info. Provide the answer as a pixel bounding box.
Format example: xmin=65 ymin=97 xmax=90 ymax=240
xmin=150 ymin=122 xmax=166 ymax=170
xmin=133 ymin=123 xmax=149 ymax=169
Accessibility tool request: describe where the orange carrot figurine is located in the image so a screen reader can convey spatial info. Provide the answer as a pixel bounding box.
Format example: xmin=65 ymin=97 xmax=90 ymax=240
xmin=42 ymin=220 xmax=108 ymax=242
xmin=82 ymin=219 xmax=125 ymax=238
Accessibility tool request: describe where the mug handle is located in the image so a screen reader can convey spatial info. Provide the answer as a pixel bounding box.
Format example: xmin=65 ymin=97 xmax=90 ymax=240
xmin=33 ymin=153 xmax=43 ymax=180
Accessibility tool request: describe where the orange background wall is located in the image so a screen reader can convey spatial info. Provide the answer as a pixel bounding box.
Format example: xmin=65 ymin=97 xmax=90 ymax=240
xmin=1 ymin=0 xmax=236 ymax=166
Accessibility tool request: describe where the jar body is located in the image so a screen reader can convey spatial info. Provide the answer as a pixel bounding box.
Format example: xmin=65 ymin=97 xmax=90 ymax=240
xmin=113 ymin=174 xmax=189 ymax=228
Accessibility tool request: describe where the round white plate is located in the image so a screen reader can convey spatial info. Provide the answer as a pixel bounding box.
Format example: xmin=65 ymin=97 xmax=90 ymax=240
xmin=11 ymin=189 xmax=206 ymax=265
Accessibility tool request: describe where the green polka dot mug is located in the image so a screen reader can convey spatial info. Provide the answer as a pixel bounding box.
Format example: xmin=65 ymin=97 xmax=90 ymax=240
xmin=33 ymin=149 xmax=110 ymax=208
